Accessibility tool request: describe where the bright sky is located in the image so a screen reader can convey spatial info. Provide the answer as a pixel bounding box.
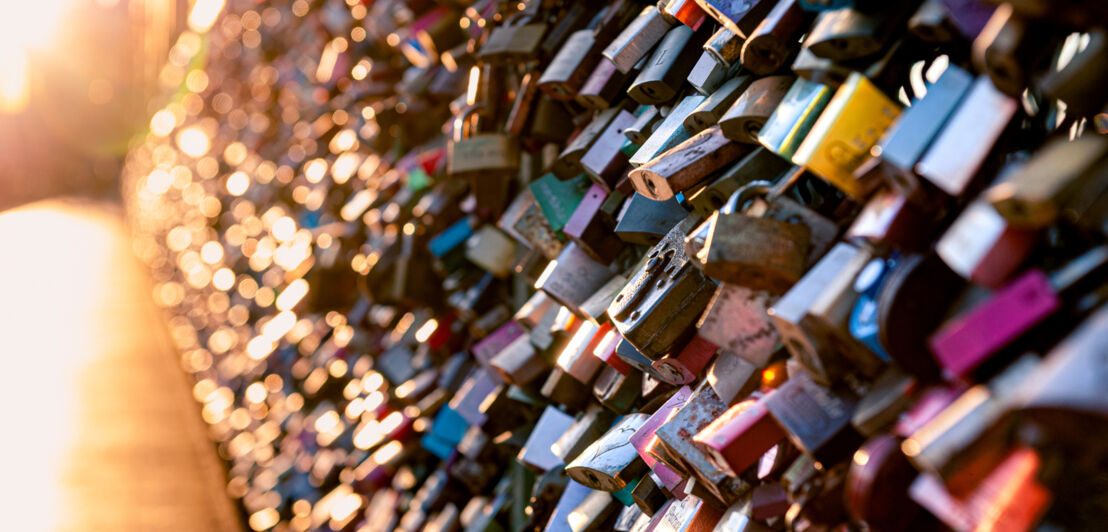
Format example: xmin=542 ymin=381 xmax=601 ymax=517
xmin=0 ymin=0 xmax=75 ymax=112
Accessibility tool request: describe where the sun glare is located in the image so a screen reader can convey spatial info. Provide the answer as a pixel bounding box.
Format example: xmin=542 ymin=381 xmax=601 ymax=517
xmin=0 ymin=0 xmax=75 ymax=113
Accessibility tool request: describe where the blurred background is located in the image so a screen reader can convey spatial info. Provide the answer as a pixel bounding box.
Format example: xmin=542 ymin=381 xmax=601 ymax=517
xmin=0 ymin=1 xmax=242 ymax=530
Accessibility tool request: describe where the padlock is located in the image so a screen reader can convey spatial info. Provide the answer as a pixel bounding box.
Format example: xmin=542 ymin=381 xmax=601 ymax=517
xmin=528 ymin=96 xmax=578 ymax=146
xmin=756 ymin=78 xmax=833 ymax=159
xmin=1010 ymin=304 xmax=1108 ymax=447
xmin=844 ymin=434 xmax=923 ymax=532
xmin=506 ymin=70 xmax=541 ymax=139
xmin=714 ymin=499 xmax=772 ymax=532
xmin=906 ymin=0 xmax=959 ymax=43
xmin=603 ymin=6 xmax=676 ymax=74
xmin=632 ymin=473 xmax=670 ymax=517
xmin=930 ymin=246 xmax=1108 ymax=381
xmin=559 ymin=105 xmax=635 ymax=178
xmin=769 ymin=242 xmax=877 ymax=385
xmin=703 ymin=26 xmax=744 ymax=69
xmin=688 ymin=50 xmax=743 ymax=96
xmin=874 ymin=253 xmax=963 ymax=381
xmin=489 ymin=334 xmax=550 ymax=389
xmin=631 ymin=94 xmax=707 ymax=167
xmin=802 ymin=4 xmax=910 ymax=61
xmin=625 ymin=105 xmax=665 ymax=146
xmin=935 ymin=200 xmax=1037 ymax=289
xmin=647 ymin=493 xmax=724 ymax=531
xmin=519 ymin=405 xmax=577 ymax=472
xmin=803 ymin=244 xmax=885 ymax=379
xmin=694 ymin=395 xmax=787 ymax=478
xmin=614 ymin=193 xmax=690 ymax=247
xmin=845 ymin=189 xmax=930 ymax=250
xmin=985 ymin=136 xmax=1108 ymax=229
xmin=915 ymin=76 xmax=1018 ymax=198
xmin=702 ymin=173 xmax=838 ymax=294
xmin=556 ymin=320 xmax=606 ymax=384
xmin=535 ymin=242 xmax=619 ymax=318
xmin=542 ymin=366 xmax=595 ymax=412
xmin=615 ymin=337 xmax=665 ymax=378
xmin=684 ymin=76 xmax=755 ymax=135
xmin=577 ymin=58 xmax=639 ymax=110
xmin=871 ymin=63 xmax=973 ymax=200
xmin=609 ymin=216 xmax=717 ymax=360
xmin=971 ymin=3 xmax=1062 ymax=98
xmin=565 ymin=184 xmax=627 ymax=265
xmin=530 ymin=172 xmax=591 ymax=233
xmin=498 ymin=189 xmax=565 ymax=261
xmin=695 ymin=283 xmax=779 ymax=368
xmin=553 ymin=405 xmax=619 ymax=463
xmin=686 ymin=147 xmax=793 ymax=219
xmin=1039 ymin=29 xmax=1108 ymax=120
xmin=628 ymin=25 xmax=710 ymax=105
xmin=655 ymin=381 xmax=751 ymax=505
xmin=653 ymin=334 xmax=718 ymax=385
xmin=478 ymin=12 xmax=549 ymax=64
xmin=465 ymin=225 xmax=517 ymax=278
xmin=740 ymin=0 xmax=813 ymax=75
xmin=566 ymin=414 xmax=651 ymax=491
xmin=788 ymin=45 xmax=855 ymax=89
xmin=851 ymin=367 xmax=915 ymax=437
xmin=580 ymin=108 xmax=638 ymax=188
xmin=592 ymin=327 xmax=632 ymax=374
xmin=630 ymin=126 xmax=753 ymax=202
xmin=662 ymin=0 xmax=710 ymax=30
xmin=447 ymin=105 xmax=520 ymax=212
xmin=579 ymin=278 xmax=631 ymax=326
xmin=566 ymin=489 xmax=621 ymax=531
xmin=695 ymin=0 xmax=777 ymax=38
xmin=791 ymin=72 xmax=900 ymax=199
xmin=902 ymin=355 xmax=1040 ymax=497
xmin=763 ymin=370 xmax=861 ymax=467
xmin=630 ymin=386 xmax=692 ymax=488
xmin=706 ymin=350 xmax=762 ymax=405
xmin=539 ymin=30 xmax=605 ymax=101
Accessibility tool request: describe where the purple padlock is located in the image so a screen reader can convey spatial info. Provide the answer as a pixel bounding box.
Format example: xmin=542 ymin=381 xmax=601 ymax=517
xmin=929 ymin=269 xmax=1059 ymax=380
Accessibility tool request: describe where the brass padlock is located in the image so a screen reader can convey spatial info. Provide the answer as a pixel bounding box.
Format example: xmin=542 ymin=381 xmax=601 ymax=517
xmin=702 ymin=172 xmax=837 ymax=294
xmin=741 ymin=0 xmax=813 ymax=75
xmin=478 ymin=12 xmax=550 ymax=65
xmin=608 ymin=216 xmax=717 ymax=360
xmin=447 ymin=105 xmax=520 ymax=212
xmin=1038 ymin=29 xmax=1108 ymax=119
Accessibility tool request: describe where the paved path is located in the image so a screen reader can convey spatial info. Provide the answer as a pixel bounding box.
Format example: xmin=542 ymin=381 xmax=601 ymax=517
xmin=0 ymin=200 xmax=242 ymax=532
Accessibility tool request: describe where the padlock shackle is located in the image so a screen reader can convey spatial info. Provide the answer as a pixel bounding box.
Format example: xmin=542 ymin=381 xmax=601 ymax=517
xmin=724 ymin=180 xmax=774 ymax=215
xmin=453 ymin=104 xmax=485 ymax=143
